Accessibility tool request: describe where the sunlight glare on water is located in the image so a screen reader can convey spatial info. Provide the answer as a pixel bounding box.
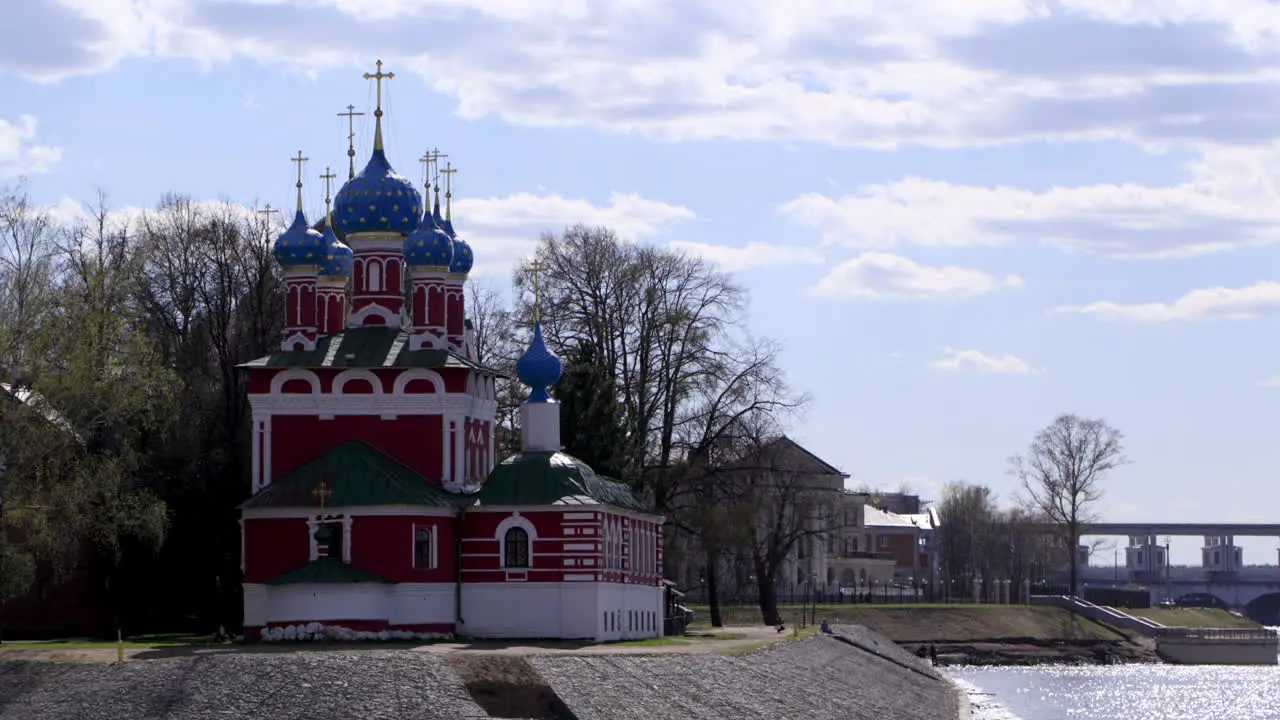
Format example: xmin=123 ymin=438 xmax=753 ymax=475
xmin=951 ymin=657 xmax=1280 ymax=720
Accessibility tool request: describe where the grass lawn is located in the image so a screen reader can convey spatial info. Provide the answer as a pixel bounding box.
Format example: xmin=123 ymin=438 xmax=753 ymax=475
xmin=1126 ymin=607 xmax=1260 ymax=629
xmin=0 ymin=633 xmax=220 ymax=651
xmin=607 ymin=631 xmax=747 ymax=648
xmin=690 ymin=603 xmax=1125 ymax=643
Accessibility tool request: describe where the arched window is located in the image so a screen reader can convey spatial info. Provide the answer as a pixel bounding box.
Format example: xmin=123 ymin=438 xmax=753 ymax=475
xmin=841 ymin=568 xmax=855 ymax=586
xmin=414 ymin=526 xmax=433 ymax=569
xmin=504 ymin=527 xmax=529 ymax=568
xmin=367 ymin=259 xmax=383 ymax=292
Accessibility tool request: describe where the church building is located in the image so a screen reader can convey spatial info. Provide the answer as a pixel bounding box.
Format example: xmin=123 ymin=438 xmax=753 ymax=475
xmin=237 ymin=61 xmax=664 ymax=642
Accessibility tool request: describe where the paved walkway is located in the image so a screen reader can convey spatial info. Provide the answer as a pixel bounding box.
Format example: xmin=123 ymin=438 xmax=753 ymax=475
xmin=0 ymin=624 xmax=800 ymax=663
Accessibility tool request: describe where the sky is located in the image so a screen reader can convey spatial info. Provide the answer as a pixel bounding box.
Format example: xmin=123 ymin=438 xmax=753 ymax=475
xmin=4 ymin=0 xmax=1280 ymax=565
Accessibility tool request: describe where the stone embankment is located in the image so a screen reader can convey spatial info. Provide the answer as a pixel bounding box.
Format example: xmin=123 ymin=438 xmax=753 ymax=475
xmin=814 ymin=605 xmax=1159 ymax=666
xmin=0 ymin=626 xmax=963 ymax=719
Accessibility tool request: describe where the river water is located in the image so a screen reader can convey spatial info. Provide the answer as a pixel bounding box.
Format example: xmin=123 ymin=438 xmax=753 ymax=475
xmin=951 ymin=632 xmax=1280 ymax=720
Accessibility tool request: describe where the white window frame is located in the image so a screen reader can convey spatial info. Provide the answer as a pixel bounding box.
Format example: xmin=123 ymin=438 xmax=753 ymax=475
xmin=496 ymin=513 xmax=537 ymax=569
xmin=412 ymin=523 xmax=439 ymax=569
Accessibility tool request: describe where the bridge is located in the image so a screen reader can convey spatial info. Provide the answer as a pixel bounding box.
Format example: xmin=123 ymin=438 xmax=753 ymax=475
xmin=1082 ymin=523 xmax=1280 ymax=537
xmin=1071 ymin=522 xmax=1280 ymax=623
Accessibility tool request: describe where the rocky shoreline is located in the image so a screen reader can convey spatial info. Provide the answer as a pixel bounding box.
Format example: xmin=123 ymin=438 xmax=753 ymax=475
xmin=903 ymin=637 xmax=1159 ymax=666
xmin=0 ymin=627 xmax=963 ymax=719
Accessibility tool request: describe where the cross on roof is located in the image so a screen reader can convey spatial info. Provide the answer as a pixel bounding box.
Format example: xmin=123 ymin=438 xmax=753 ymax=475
xmin=528 ymin=259 xmax=547 ymax=324
xmin=312 ymin=473 xmax=334 ymax=511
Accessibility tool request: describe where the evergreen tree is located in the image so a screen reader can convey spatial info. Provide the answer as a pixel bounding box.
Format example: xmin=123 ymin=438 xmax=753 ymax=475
xmin=555 ymin=341 xmax=629 ymax=482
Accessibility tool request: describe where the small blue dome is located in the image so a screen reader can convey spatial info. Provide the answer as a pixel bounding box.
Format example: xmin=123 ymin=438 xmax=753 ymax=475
xmin=332 ymin=149 xmax=422 ymax=237
xmin=517 ymin=323 xmax=562 ymax=403
xmin=449 ymin=236 xmax=474 ymax=275
xmin=403 ymin=204 xmax=454 ymax=269
xmin=318 ymin=221 xmax=353 ymax=277
xmin=273 ymin=209 xmax=327 ymax=267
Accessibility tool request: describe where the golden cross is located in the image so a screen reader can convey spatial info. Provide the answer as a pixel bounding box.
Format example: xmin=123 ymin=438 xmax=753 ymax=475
xmin=312 ymin=474 xmax=334 ymax=511
xmin=363 ymin=60 xmax=395 ymax=150
xmin=256 ymin=204 xmax=280 ymax=238
xmin=528 ymin=259 xmax=547 ymax=324
xmin=291 ymin=151 xmax=309 ymax=212
xmin=337 ymin=104 xmax=365 ymax=180
xmin=320 ymin=167 xmax=337 ymax=220
xmin=441 ymin=163 xmax=457 ymax=221
xmin=418 ymin=150 xmax=434 ymax=195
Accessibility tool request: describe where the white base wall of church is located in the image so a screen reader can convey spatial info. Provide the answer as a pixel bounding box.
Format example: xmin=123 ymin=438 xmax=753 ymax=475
xmin=389 ymin=583 xmax=456 ymax=626
xmin=243 ymin=583 xmax=455 ymax=628
xmin=596 ymin=583 xmax=665 ymax=642
xmin=461 ymin=582 xmax=663 ymax=641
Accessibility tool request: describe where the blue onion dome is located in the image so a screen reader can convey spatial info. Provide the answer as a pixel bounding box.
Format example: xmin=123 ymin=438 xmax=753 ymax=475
xmin=403 ymin=206 xmax=454 ymax=269
xmin=318 ymin=221 xmax=353 ymax=277
xmin=448 ymin=236 xmax=474 ymax=275
xmin=332 ymin=149 xmax=422 ymax=236
xmin=272 ymin=209 xmax=327 ymax=267
xmin=516 ymin=322 xmax=562 ymax=403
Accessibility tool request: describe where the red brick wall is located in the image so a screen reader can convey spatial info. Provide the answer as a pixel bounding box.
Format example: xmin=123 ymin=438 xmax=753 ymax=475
xmin=243 ymin=517 xmax=311 ymax=583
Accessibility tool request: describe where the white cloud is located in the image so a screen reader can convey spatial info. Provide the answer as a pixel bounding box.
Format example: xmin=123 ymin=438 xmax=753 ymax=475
xmin=930 ymin=347 xmax=1038 ymax=374
xmin=1058 ymin=281 xmax=1280 ymax=321
xmin=666 ymin=240 xmax=823 ymax=272
xmin=8 ymin=1 xmax=1280 ymax=147
xmin=812 ymin=252 xmax=1021 ymax=300
xmin=455 ymin=192 xmax=692 ymax=242
xmin=782 ymin=143 xmax=1280 ymax=258
xmin=0 ymin=115 xmax=62 ymax=177
xmin=1258 ymin=377 xmax=1280 ymax=388
xmin=453 ymin=191 xmax=693 ymax=278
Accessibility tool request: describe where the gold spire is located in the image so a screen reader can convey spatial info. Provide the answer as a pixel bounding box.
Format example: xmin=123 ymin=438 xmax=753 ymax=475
xmin=418 ymin=150 xmax=434 ymax=199
xmin=291 ymin=151 xmax=309 ymax=213
xmin=428 ymin=148 xmax=447 ymax=211
xmin=362 ymin=60 xmax=395 ymax=152
xmin=320 ymin=167 xmax=337 ymax=224
xmin=528 ymin=260 xmax=546 ymax=324
xmin=337 ymin=104 xmax=365 ymax=180
xmin=442 ymin=162 xmax=457 ymax=222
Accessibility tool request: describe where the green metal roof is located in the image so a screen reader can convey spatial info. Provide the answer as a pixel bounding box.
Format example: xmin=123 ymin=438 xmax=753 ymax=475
xmin=264 ymin=558 xmax=392 ymax=585
xmin=476 ymin=452 xmax=649 ymax=512
xmin=238 ymin=326 xmax=499 ymax=371
xmin=239 ymin=440 xmax=465 ymax=510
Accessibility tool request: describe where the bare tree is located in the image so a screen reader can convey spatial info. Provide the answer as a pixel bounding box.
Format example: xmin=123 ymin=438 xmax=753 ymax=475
xmin=466 ymin=279 xmax=523 ymax=459
xmin=1010 ymin=414 xmax=1126 ymax=597
xmin=733 ymin=436 xmax=846 ymax=625
xmin=519 ymin=225 xmax=782 ymax=510
xmin=0 ymin=182 xmax=58 ymax=384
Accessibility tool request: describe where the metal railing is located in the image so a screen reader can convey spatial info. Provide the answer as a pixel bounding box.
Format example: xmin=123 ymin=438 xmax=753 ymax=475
xmin=1154 ymin=627 xmax=1279 ymax=641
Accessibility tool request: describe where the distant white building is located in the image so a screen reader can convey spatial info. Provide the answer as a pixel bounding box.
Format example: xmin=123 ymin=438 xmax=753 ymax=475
xmin=668 ymin=437 xmax=939 ymax=600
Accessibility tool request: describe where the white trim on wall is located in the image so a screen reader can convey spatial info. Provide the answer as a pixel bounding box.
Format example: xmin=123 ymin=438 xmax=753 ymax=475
xmin=496 ymin=513 xmax=537 ymax=569
xmin=248 ymin=394 xmax=497 ymax=417
xmin=269 ymin=369 xmax=322 ymax=395
xmin=332 ymin=368 xmax=385 ymax=395
xmin=306 ymin=515 xmax=353 ymax=563
xmin=392 ymin=369 xmax=446 ymax=395
xmin=280 ymin=331 xmax=317 ymax=352
xmin=243 ymin=505 xmax=457 ymax=520
xmin=412 ymin=522 xmax=440 ymax=569
xmin=348 ymin=302 xmax=400 ymax=327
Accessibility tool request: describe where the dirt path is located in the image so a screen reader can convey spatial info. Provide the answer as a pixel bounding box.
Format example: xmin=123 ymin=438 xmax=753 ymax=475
xmin=0 ymin=625 xmax=797 ymax=663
